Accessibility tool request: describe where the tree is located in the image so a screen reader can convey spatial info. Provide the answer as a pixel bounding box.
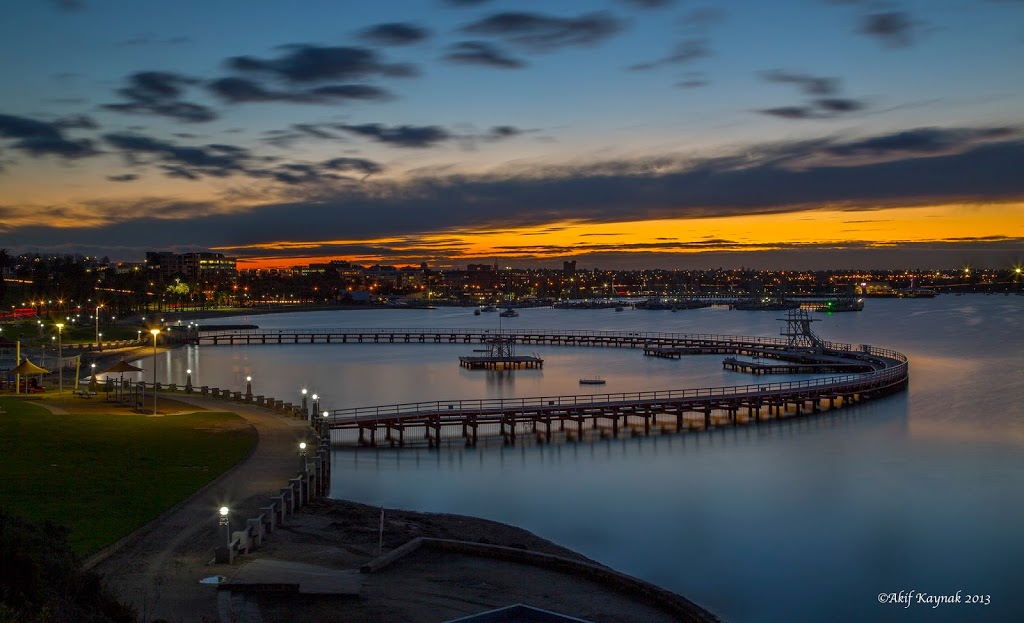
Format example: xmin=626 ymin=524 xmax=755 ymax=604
xmin=0 ymin=508 xmax=137 ymax=622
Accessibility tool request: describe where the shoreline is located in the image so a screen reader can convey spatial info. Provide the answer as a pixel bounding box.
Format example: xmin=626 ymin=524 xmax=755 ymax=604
xmin=222 ymin=496 xmax=721 ymax=622
xmin=75 ymin=307 xmax=721 ymax=620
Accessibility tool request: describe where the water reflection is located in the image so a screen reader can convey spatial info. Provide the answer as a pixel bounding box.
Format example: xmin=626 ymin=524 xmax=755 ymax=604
xmin=151 ymin=297 xmax=1021 ymax=622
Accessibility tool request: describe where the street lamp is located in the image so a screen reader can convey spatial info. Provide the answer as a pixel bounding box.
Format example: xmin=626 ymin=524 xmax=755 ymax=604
xmin=312 ymin=393 xmax=319 ymax=416
xmin=95 ymin=304 xmax=103 ymax=347
xmin=55 ymin=323 xmax=64 ymax=394
xmin=245 ymin=376 xmax=252 ymax=400
xmin=301 ymin=388 xmax=308 ymax=419
xmin=299 ymin=441 xmax=308 ymax=473
xmin=217 ymin=506 xmax=231 ymax=562
xmin=150 ymin=328 xmax=160 ymax=415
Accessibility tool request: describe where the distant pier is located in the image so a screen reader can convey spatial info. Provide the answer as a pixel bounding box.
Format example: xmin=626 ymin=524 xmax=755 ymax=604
xmin=191 ymin=319 xmax=909 ymax=450
xmin=458 ymin=355 xmax=543 ymax=370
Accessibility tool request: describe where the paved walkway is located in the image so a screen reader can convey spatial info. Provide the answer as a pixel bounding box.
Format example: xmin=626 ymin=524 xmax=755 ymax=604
xmin=89 ymin=394 xmax=313 ymax=623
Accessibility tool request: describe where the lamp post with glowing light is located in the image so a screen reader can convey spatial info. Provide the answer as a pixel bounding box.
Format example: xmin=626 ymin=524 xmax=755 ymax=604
xmin=245 ymin=376 xmax=253 ymax=400
xmin=312 ymin=393 xmax=319 ymax=417
xmin=321 ymin=411 xmax=330 ymax=439
xmin=55 ymin=323 xmax=64 ymax=394
xmin=299 ymin=442 xmax=308 ymax=473
xmin=216 ymin=506 xmax=231 ymax=563
xmin=150 ymin=328 xmax=160 ymax=415
xmin=95 ymin=304 xmax=103 ymax=347
xmin=301 ymin=388 xmax=308 ymax=419
xmin=186 ymin=369 xmax=193 ymax=393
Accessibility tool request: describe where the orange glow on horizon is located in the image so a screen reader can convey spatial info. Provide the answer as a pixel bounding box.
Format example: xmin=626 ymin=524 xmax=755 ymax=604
xmin=225 ymin=203 xmax=1024 ymax=269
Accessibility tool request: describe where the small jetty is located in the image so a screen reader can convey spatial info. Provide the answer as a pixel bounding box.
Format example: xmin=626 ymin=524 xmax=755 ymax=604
xmin=458 ymin=335 xmax=543 ymax=370
xmin=722 ymin=357 xmax=873 ymax=375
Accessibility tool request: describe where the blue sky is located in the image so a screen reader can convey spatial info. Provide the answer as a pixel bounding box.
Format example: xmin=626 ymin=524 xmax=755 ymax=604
xmin=1 ymin=0 xmax=1022 ymax=269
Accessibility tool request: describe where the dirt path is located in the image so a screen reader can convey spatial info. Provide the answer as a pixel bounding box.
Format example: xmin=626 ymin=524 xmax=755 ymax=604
xmin=88 ymin=395 xmax=314 ymax=623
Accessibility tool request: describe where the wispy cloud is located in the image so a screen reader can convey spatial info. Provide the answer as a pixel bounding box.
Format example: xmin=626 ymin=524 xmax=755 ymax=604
xmin=461 ymin=11 xmax=624 ymax=52
xmin=0 ymin=113 xmax=97 ymax=159
xmin=443 ymin=41 xmax=526 ymax=69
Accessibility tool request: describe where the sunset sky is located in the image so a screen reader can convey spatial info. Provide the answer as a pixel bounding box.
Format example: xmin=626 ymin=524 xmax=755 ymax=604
xmin=1 ymin=0 xmax=1022 ymax=270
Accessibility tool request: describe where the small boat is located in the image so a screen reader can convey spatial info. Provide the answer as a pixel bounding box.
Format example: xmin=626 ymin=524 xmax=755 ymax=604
xmin=480 ymin=305 xmax=498 ymax=312
xmin=500 ymin=308 xmax=519 ymax=317
xmin=473 ymin=309 xmax=481 ymax=315
xmin=579 ymin=377 xmax=606 ymax=385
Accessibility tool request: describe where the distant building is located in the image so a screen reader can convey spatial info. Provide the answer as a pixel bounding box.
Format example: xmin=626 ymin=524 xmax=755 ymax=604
xmin=146 ymin=251 xmax=237 ymax=281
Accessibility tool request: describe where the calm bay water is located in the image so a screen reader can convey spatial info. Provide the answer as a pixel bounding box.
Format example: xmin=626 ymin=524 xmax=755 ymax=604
xmin=134 ymin=296 xmax=1023 ymax=622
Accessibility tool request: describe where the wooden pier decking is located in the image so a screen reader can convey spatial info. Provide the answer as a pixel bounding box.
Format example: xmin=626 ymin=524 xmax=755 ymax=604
xmin=458 ymin=355 xmax=543 ymax=369
xmin=189 ymin=325 xmax=908 ymax=449
xmin=721 ymin=356 xmax=873 ymax=375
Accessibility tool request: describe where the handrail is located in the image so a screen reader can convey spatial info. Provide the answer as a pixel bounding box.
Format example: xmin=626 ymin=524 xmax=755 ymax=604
xmin=197 ymin=327 xmax=858 ymax=351
xmin=326 ymin=342 xmax=907 ymax=423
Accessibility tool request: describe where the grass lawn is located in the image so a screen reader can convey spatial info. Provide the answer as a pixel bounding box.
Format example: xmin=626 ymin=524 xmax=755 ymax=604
xmin=0 ymin=397 xmax=255 ymax=555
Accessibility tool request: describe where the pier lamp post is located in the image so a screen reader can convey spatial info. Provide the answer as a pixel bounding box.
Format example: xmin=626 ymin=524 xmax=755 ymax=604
xmin=90 ymin=363 xmax=97 ymax=392
xmin=298 ymin=442 xmax=308 ymax=473
xmin=55 ymin=323 xmax=64 ymax=394
xmin=245 ymin=376 xmax=253 ymax=400
xmin=186 ymin=369 xmax=193 ymax=393
xmin=312 ymin=394 xmax=319 ymax=417
xmin=137 ymin=330 xmax=142 ymax=343
xmin=321 ymin=411 xmax=330 ymax=439
xmin=216 ymin=506 xmax=231 ymax=563
xmin=95 ymin=304 xmax=102 ymax=347
xmin=301 ymin=388 xmax=309 ymax=419
xmin=98 ymin=333 xmax=102 ymax=351
xmin=150 ymin=328 xmax=160 ymax=415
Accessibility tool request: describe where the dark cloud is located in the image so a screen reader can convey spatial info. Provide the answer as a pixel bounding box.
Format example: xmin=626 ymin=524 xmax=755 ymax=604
xmin=293 ymin=124 xmax=338 ymax=140
xmin=760 ymin=70 xmax=838 ymax=96
xmin=7 ymin=129 xmax=1024 ymax=268
xmin=107 ymin=173 xmax=139 ymax=182
xmin=55 ymin=114 xmax=99 ymax=130
xmin=760 ymin=107 xmax=816 ymax=119
xmin=758 ymin=70 xmax=865 ymax=120
xmin=814 ymin=98 xmax=864 ymax=113
xmin=0 ymin=113 xmax=97 ymax=159
xmin=336 ymin=123 xmax=452 ymax=148
xmin=443 ymin=41 xmax=526 ymax=69
xmin=629 ymin=39 xmax=709 ymax=71
xmin=460 ymin=11 xmax=624 ymax=52
xmin=103 ymin=132 xmax=253 ymax=179
xmin=359 ymin=22 xmax=430 ymax=46
xmin=104 ymin=71 xmax=217 ymax=123
xmin=262 ymin=124 xmax=343 ymax=148
xmin=486 ymin=126 xmax=523 ymax=140
xmin=208 ymin=77 xmax=391 ymax=104
xmin=444 ymin=0 xmax=493 ymax=6
xmin=825 ymin=127 xmax=1016 ymax=157
xmin=322 ymin=157 xmax=383 ymax=175
xmin=228 ymin=45 xmax=417 ymax=82
xmin=618 ymin=0 xmax=675 ymax=9
xmin=860 ymin=11 xmax=916 ymax=47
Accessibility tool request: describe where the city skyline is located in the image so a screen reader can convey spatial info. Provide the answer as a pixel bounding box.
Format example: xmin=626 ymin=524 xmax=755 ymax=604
xmin=1 ymin=0 xmax=1022 ymax=270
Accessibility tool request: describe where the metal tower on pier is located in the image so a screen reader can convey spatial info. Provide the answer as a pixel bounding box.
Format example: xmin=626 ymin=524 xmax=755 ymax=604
xmin=778 ymin=309 xmax=823 ymax=348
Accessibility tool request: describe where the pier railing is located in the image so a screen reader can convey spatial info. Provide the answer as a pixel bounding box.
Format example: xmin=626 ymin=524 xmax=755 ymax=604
xmin=327 ymin=344 xmax=907 ymax=424
xmin=197 ymin=326 xmax=847 ymax=349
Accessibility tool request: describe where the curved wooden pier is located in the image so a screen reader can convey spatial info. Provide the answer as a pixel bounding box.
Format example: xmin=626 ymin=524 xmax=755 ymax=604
xmin=189 ymin=326 xmax=909 ymax=449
